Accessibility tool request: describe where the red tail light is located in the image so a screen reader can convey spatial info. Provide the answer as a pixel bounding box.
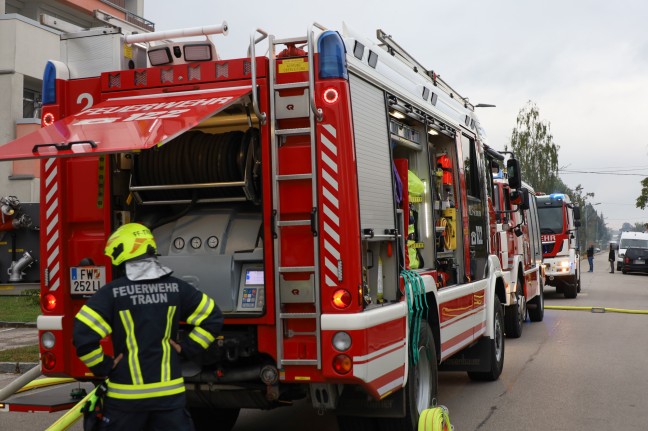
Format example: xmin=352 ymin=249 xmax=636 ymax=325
xmin=43 ymin=294 xmax=57 ymax=311
xmin=42 ymin=112 xmax=55 ymax=126
xmin=322 ymin=88 xmax=339 ymax=104
xmin=332 ymin=289 xmax=352 ymax=309
xmin=332 ymin=354 xmax=352 ymax=374
xmin=42 ymin=352 xmax=56 ymax=370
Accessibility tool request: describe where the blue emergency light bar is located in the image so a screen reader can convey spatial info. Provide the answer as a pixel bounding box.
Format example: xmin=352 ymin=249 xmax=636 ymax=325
xmin=42 ymin=61 xmax=57 ymax=105
xmin=318 ymin=31 xmax=348 ymax=79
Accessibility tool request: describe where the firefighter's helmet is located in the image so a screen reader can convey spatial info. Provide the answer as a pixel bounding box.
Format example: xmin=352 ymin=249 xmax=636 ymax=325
xmin=104 ymin=222 xmax=157 ymax=266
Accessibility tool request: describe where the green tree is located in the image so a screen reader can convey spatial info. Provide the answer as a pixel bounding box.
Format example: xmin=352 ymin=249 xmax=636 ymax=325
xmin=621 ymin=222 xmax=635 ymax=232
xmin=633 ymin=222 xmax=647 ymax=232
xmin=636 ymin=177 xmax=648 ymax=210
xmin=507 ymin=101 xmax=560 ymax=193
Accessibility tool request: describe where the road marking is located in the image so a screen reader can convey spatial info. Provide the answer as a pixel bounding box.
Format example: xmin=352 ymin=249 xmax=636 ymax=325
xmin=0 ymin=328 xmax=15 ymax=333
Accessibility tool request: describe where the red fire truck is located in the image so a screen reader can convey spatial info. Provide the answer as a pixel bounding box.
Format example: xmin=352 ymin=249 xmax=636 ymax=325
xmin=0 ymin=22 xmax=520 ymax=430
xmin=537 ymin=193 xmax=581 ymax=298
xmin=490 ymin=166 xmax=545 ymax=337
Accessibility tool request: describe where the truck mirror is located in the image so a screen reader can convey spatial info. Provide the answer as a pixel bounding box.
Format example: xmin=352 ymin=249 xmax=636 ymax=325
xmin=574 ymin=220 xmax=582 ymax=228
xmin=573 ymin=206 xmax=581 ymax=220
xmin=520 ymin=188 xmax=530 ymax=210
xmin=506 ymin=158 xmax=521 ymax=190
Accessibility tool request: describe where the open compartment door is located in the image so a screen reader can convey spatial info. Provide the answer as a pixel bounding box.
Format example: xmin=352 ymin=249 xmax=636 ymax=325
xmin=0 ymin=86 xmax=252 ymax=160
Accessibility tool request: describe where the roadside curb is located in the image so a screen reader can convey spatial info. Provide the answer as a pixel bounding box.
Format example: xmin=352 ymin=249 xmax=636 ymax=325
xmin=0 ymin=362 xmax=38 ymax=374
xmin=0 ymin=321 xmax=37 ymax=328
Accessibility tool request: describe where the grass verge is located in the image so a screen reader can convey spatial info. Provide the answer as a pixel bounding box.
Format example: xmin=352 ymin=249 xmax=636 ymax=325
xmin=0 ymin=345 xmax=39 ymax=362
xmin=0 ymin=294 xmax=40 ymax=322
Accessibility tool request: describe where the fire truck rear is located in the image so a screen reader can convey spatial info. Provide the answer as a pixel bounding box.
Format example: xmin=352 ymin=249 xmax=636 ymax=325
xmin=537 ymin=193 xmax=582 ymax=298
xmin=0 ymin=22 xmax=517 ymax=430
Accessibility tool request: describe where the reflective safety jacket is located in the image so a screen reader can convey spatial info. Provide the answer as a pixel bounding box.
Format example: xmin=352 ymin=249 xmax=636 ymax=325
xmin=73 ymin=274 xmax=223 ymax=411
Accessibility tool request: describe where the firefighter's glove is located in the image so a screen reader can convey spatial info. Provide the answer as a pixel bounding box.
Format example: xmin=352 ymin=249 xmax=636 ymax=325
xmin=82 ymin=382 xmax=107 ymax=414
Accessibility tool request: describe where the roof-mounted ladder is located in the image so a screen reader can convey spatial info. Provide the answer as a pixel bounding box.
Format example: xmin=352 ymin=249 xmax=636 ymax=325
xmin=375 ymin=29 xmax=474 ymax=111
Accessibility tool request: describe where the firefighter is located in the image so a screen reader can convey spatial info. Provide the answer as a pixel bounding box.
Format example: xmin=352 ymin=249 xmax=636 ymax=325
xmin=73 ymin=222 xmax=223 ymax=430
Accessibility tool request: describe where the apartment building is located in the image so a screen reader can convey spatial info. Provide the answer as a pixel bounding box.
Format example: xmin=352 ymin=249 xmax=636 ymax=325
xmin=0 ymin=0 xmax=150 ymax=201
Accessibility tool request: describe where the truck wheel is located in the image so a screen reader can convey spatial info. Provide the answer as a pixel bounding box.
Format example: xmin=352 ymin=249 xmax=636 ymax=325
xmin=576 ymin=270 xmax=581 ymax=293
xmin=504 ymin=279 xmax=525 ymax=338
xmin=468 ymin=296 xmax=505 ymax=381
xmin=190 ymin=407 xmax=240 ymax=431
xmin=528 ymin=279 xmax=544 ymax=322
xmin=337 ymin=416 xmax=379 ymax=431
xmin=564 ymin=276 xmax=578 ymax=299
xmin=377 ymin=320 xmax=438 ymax=431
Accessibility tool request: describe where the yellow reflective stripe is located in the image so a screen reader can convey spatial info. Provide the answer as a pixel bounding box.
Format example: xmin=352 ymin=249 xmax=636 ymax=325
xmin=119 ymin=310 xmax=143 ymax=385
xmin=161 ymin=306 xmax=176 ymax=382
xmin=186 ymin=294 xmax=214 ymax=326
xmin=189 ymin=326 xmax=215 ymax=349
xmin=106 ymin=377 xmax=185 ymax=400
xmin=80 ymin=346 xmax=104 ymax=368
xmin=76 ymin=305 xmax=111 ymax=338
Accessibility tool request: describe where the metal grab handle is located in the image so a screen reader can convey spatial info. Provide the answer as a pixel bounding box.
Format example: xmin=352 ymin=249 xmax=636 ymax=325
xmin=307 ymin=23 xmax=327 ymax=122
xmin=249 ymin=28 xmax=268 ymax=126
xmin=310 ymin=207 xmax=318 ymax=237
xmin=32 ymin=140 xmax=97 ymax=154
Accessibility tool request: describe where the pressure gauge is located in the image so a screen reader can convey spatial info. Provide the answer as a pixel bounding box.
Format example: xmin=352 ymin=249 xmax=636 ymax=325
xmin=207 ymin=236 xmax=219 ymax=249
xmin=190 ymin=236 xmax=202 ymax=249
xmin=173 ymin=237 xmax=185 ymax=250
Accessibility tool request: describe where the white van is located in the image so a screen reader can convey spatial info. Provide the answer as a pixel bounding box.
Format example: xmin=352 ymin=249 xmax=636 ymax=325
xmin=617 ymin=231 xmax=648 ymax=271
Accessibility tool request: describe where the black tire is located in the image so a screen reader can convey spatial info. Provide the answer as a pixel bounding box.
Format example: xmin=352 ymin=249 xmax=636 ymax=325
xmin=190 ymin=407 xmax=240 ymax=431
xmin=504 ymin=277 xmax=525 ymax=338
xmin=337 ymin=416 xmax=380 ymax=431
xmin=468 ymin=296 xmax=505 ymax=381
xmin=576 ymin=270 xmax=581 ymax=293
xmin=622 ymin=268 xmax=627 ymax=274
xmin=528 ymin=278 xmax=544 ymax=322
xmin=564 ymin=276 xmax=578 ymax=299
xmin=377 ymin=320 xmax=438 ymax=431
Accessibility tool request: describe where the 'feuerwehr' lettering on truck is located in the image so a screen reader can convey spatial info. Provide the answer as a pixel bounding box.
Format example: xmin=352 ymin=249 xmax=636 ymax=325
xmin=72 ymin=96 xmax=234 ymax=125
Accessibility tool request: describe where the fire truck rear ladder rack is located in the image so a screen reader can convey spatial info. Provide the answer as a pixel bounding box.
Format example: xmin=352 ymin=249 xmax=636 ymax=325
xmin=263 ymin=24 xmax=325 ymax=370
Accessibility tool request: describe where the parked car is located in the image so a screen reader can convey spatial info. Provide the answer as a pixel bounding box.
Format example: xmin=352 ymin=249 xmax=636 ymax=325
xmin=622 ymin=247 xmax=648 ymax=274
xmin=617 ymin=231 xmax=648 ymax=271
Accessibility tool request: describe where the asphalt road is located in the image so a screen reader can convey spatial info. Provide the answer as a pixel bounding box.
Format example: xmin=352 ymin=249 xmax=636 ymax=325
xmin=2 ymin=252 xmax=647 ymax=430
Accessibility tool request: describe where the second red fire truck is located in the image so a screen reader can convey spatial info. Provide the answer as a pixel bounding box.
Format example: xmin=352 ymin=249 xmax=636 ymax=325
xmin=490 ymin=167 xmax=545 ymax=337
xmin=0 ymin=21 xmax=523 ymax=430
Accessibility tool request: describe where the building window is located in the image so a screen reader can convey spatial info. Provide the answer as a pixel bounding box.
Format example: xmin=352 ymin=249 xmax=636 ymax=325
xmin=23 ymin=89 xmax=42 ymax=120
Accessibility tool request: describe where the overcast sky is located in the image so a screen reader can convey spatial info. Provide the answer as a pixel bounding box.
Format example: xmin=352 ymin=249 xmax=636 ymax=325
xmin=146 ymin=0 xmax=648 ymax=231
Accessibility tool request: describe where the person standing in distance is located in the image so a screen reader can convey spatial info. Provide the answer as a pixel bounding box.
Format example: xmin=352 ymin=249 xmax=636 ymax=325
xmin=73 ymin=223 xmax=223 ymax=430
xmin=586 ymin=243 xmax=594 ymax=272
xmin=608 ymin=243 xmax=615 ymax=273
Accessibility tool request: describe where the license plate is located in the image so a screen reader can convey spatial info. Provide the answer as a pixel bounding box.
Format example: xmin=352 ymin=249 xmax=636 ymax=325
xmin=636 ymin=259 xmax=645 ymax=264
xmin=70 ymin=266 xmax=106 ymax=295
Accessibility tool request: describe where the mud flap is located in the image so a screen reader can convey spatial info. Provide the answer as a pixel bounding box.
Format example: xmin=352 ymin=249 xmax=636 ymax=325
xmin=438 ymin=337 xmax=492 ymax=372
xmin=334 ymin=384 xmax=406 ymax=418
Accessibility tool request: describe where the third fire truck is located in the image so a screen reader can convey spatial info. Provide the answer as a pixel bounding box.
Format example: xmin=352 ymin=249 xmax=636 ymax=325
xmin=0 ymin=21 xmax=522 ymax=430
xmin=537 ymin=193 xmax=581 ymax=298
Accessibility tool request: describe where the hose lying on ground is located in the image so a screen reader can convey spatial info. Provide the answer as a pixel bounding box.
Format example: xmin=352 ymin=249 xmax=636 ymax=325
xmin=545 ymin=305 xmax=648 ymax=315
